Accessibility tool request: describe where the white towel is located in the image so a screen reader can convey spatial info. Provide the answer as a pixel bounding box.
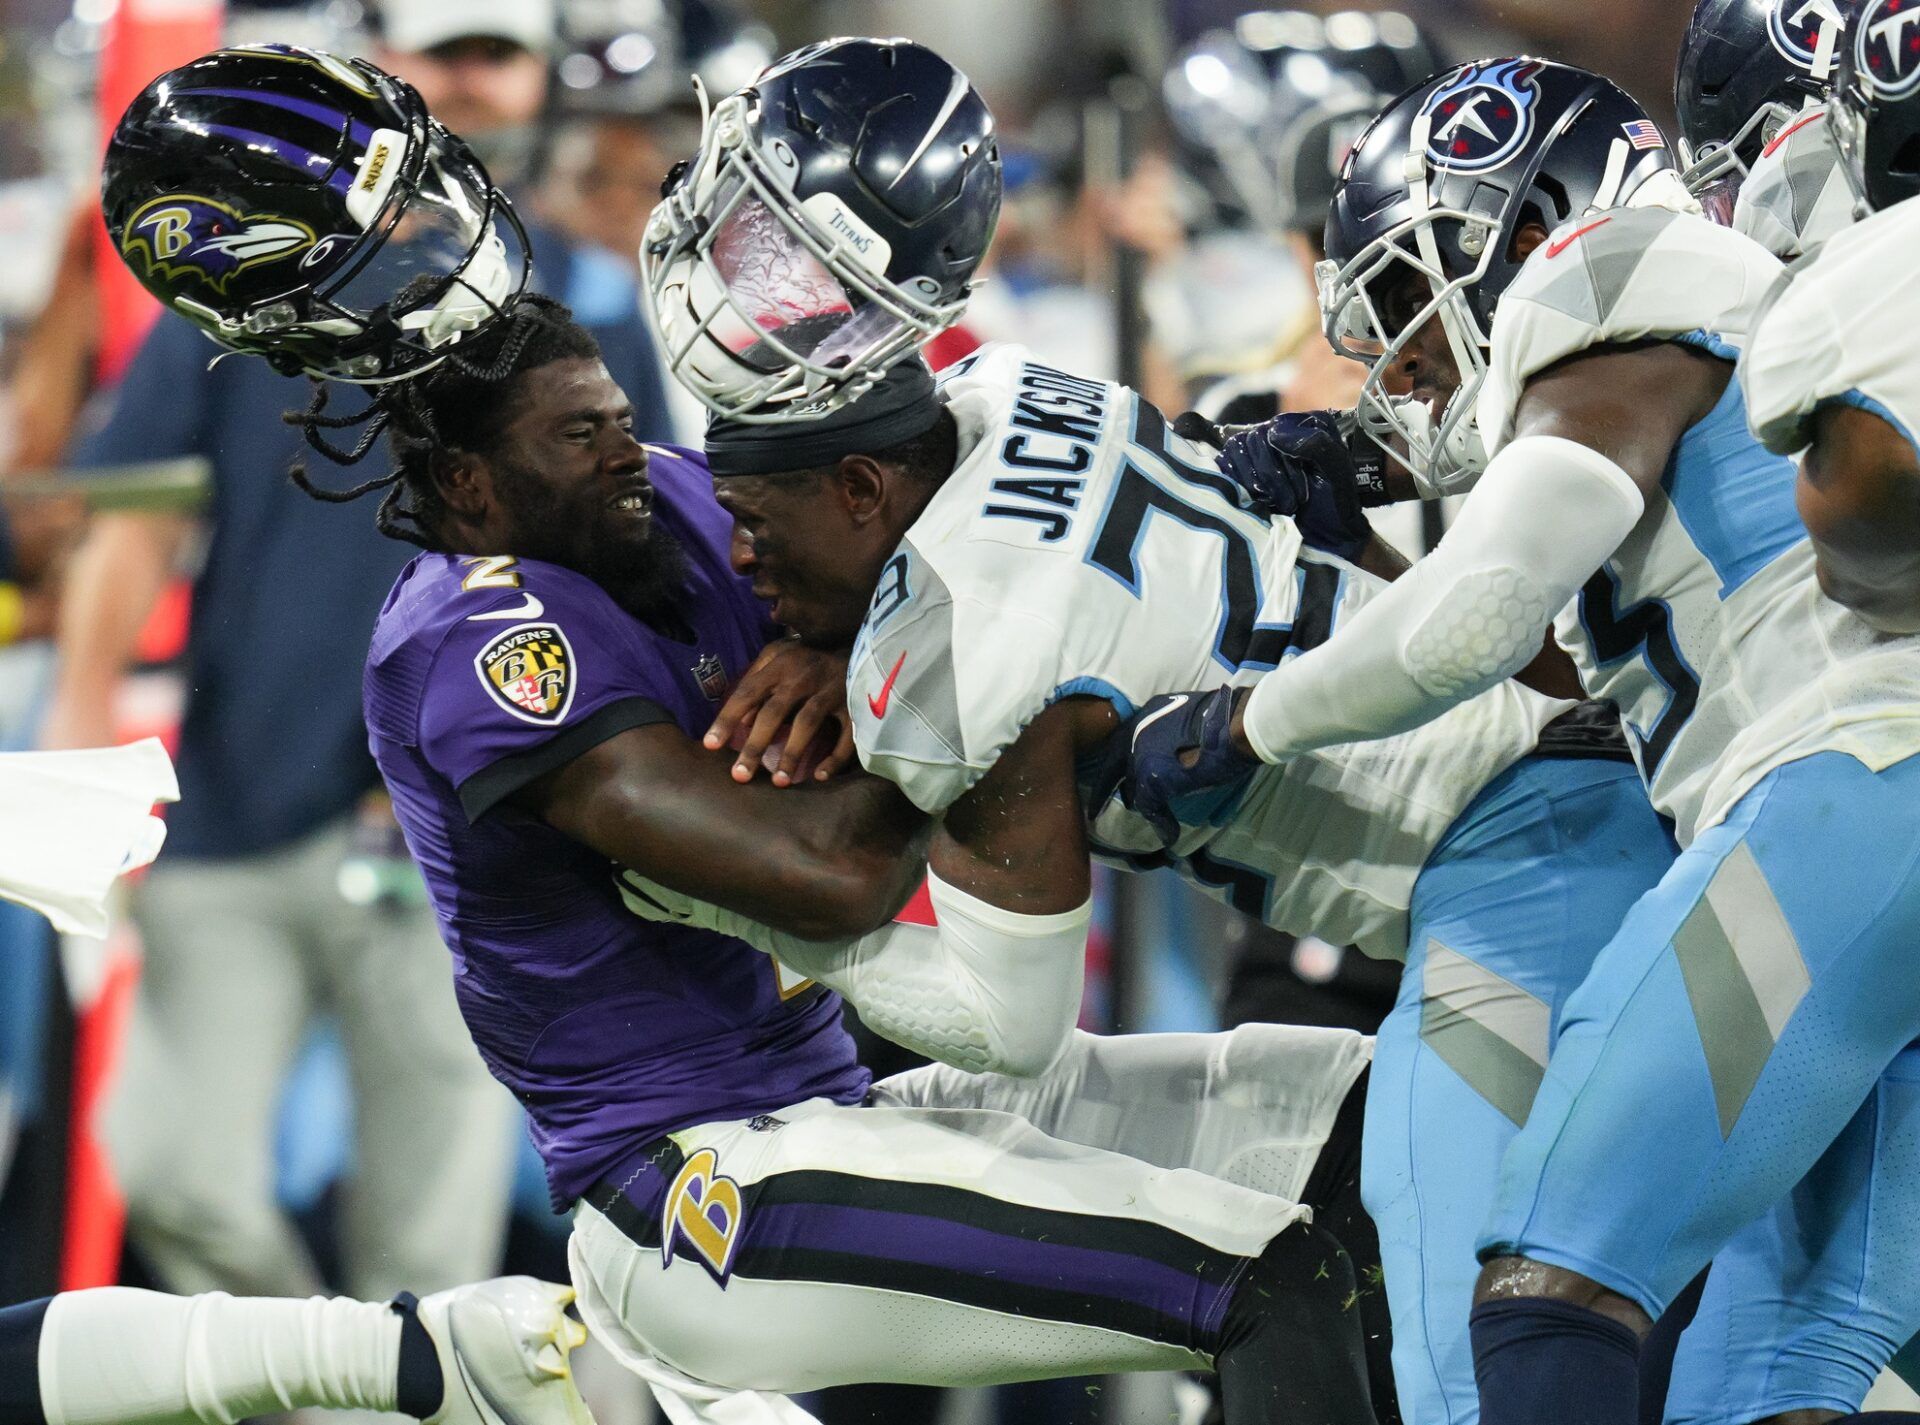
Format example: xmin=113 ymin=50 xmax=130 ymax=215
xmin=0 ymin=740 xmax=178 ymax=936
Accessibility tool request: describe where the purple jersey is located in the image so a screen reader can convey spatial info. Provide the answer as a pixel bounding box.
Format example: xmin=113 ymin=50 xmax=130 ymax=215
xmin=363 ymin=446 xmax=868 ymax=1210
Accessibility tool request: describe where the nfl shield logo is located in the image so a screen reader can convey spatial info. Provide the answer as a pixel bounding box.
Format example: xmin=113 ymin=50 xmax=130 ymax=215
xmin=693 ymin=652 xmax=730 ymax=702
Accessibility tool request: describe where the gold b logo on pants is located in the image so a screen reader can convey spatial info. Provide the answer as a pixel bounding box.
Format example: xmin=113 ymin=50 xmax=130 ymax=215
xmin=662 ymin=1148 xmax=746 ymax=1286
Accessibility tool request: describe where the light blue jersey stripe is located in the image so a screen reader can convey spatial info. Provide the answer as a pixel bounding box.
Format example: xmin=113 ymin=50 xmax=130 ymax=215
xmin=1661 ymin=368 xmax=1804 ymax=599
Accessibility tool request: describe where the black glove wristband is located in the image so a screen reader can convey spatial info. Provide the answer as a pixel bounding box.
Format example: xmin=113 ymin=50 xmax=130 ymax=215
xmin=1343 ymin=427 xmax=1396 ymax=508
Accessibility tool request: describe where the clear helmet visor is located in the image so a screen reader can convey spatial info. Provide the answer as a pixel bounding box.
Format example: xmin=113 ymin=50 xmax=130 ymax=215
xmin=296 ymin=124 xmax=527 ymax=378
xmin=695 ymin=174 xmax=910 ymax=375
xmin=1695 ymin=176 xmax=1738 ymax=227
xmin=643 ymin=94 xmax=958 ymax=423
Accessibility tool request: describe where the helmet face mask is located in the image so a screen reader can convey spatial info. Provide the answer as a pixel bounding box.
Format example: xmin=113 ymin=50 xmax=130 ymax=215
xmin=1678 ymin=96 xmax=1803 ymax=207
xmin=1829 ymin=0 xmax=1920 ymax=215
xmin=104 ymin=44 xmax=530 ymax=383
xmin=1316 ymin=204 xmax=1496 ymax=490
xmin=1321 ymin=57 xmax=1681 ymax=490
xmin=1674 ymin=0 xmax=1858 ymax=216
xmin=1827 ymin=81 xmax=1875 ymax=214
xmin=641 ymin=38 xmax=1001 ymax=425
xmin=643 ymin=93 xmax=957 ymax=423
xmin=296 ymin=123 xmax=525 ymax=379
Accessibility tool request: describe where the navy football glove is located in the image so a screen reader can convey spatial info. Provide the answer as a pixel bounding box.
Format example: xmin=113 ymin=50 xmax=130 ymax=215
xmin=1096 ymin=685 xmax=1260 ymax=844
xmin=1176 ymin=409 xmax=1386 ymax=562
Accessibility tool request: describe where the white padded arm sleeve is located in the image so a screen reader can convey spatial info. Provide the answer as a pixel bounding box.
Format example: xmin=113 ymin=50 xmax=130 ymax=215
xmin=618 ymin=868 xmax=1087 ymax=1078
xmin=1241 ymin=434 xmax=1644 ymax=762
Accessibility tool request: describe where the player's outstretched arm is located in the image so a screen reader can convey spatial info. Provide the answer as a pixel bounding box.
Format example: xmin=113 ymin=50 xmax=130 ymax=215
xmin=1224 ymin=344 xmax=1717 ymax=763
xmin=1797 ymin=403 xmax=1920 ymax=634
xmin=516 ymin=721 xmax=929 ymax=942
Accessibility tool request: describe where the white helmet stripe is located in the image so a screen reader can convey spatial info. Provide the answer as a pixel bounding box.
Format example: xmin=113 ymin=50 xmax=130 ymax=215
xmin=892 ymin=71 xmax=973 ymax=189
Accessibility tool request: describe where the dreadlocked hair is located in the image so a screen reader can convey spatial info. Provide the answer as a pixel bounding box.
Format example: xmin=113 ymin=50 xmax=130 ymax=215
xmin=285 ymin=294 xmax=603 ymax=549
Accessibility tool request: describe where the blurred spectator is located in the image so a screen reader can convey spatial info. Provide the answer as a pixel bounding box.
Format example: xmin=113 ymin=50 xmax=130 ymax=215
xmin=42 ymin=307 xmax=516 ymax=1300
xmin=544 ymin=110 xmax=698 ymax=267
xmin=23 ymin=1 xmax=714 ymax=1298
xmin=1156 ymin=10 xmax=1436 ymax=420
xmin=374 ymin=0 xmax=676 ymax=440
xmin=966 ymin=133 xmax=1140 ymax=387
xmin=373 ymin=0 xmax=554 ymax=186
xmin=537 ymin=0 xmax=777 ymax=441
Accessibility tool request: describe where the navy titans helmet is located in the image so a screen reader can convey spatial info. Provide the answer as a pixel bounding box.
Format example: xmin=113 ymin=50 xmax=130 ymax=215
xmin=1320 ymin=58 xmax=1682 ymax=483
xmin=102 ymin=44 xmax=529 ymax=382
xmin=642 ymin=37 xmax=1002 ymax=423
xmin=1828 ymin=0 xmax=1920 ymax=212
xmin=1163 ymin=10 xmax=1438 ymax=240
xmin=1675 ymin=0 xmax=1858 ymax=213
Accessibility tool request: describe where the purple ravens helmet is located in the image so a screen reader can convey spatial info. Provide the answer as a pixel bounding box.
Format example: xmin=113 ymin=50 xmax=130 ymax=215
xmin=102 ymin=44 xmax=530 ymax=382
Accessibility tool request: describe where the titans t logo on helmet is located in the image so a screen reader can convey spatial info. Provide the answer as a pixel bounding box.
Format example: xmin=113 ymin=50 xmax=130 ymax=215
xmin=119 ymin=194 xmax=317 ymax=296
xmin=1420 ymin=60 xmax=1544 ymax=173
xmin=1857 ymin=0 xmax=1920 ymax=98
xmin=1770 ymin=0 xmax=1850 ymax=66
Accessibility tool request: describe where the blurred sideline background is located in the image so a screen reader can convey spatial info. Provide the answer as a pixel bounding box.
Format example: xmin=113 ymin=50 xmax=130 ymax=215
xmin=0 ymin=3 xmax=1783 ymax=1424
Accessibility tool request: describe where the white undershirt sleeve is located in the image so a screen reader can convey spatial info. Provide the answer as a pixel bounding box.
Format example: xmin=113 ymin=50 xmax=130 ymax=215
xmin=39 ymin=1289 xmax=403 ymax=1425
xmin=619 ymin=868 xmax=1087 ymax=1078
xmin=1241 ymin=433 xmax=1645 ymax=763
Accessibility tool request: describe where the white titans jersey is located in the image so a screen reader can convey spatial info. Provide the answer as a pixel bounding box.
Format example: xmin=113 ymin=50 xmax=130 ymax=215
xmin=1480 ymin=206 xmax=1920 ymax=843
xmin=848 ymin=343 xmax=1566 ymax=959
xmin=1742 ymin=192 xmax=1920 ymax=457
xmin=1732 ymin=105 xmax=1858 ymax=260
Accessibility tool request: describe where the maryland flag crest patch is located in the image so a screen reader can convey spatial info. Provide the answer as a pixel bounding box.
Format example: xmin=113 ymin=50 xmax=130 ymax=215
xmin=476 ymin=622 xmax=576 ymax=724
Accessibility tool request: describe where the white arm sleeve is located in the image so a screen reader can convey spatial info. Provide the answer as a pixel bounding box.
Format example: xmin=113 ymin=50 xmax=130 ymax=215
xmin=618 ymin=868 xmax=1087 ymax=1078
xmin=1241 ymin=434 xmax=1644 ymax=762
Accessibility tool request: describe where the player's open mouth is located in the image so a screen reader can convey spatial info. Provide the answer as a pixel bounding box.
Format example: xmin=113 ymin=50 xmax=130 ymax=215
xmin=608 ymin=484 xmax=654 ymax=516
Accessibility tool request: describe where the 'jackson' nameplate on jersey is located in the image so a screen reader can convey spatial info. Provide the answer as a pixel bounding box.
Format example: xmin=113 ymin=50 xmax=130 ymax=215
xmin=475 ymin=622 xmax=576 ymax=724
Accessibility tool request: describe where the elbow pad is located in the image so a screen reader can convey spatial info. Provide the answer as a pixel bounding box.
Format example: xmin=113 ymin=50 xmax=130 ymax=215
xmin=787 ymin=872 xmax=1088 ymax=1076
xmin=1400 ymin=435 xmax=1643 ymax=699
xmin=918 ymin=872 xmax=1089 ymax=1077
xmin=615 ymin=868 xmax=1088 ymax=1076
xmin=1239 ymin=433 xmax=1641 ymax=762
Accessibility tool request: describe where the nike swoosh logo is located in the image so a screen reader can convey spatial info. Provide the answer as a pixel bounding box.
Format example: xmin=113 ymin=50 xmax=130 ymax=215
xmin=1762 ymin=109 xmax=1823 ymax=159
xmin=866 ymin=651 xmax=908 ymax=719
xmin=1131 ymin=694 xmax=1189 ymax=751
xmin=1544 ymin=217 xmax=1613 ymax=260
xmin=467 ymin=594 xmax=545 ymax=622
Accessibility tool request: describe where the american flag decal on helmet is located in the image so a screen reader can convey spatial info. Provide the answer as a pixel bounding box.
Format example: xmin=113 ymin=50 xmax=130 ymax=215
xmin=1623 ymin=120 xmax=1666 ymax=151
